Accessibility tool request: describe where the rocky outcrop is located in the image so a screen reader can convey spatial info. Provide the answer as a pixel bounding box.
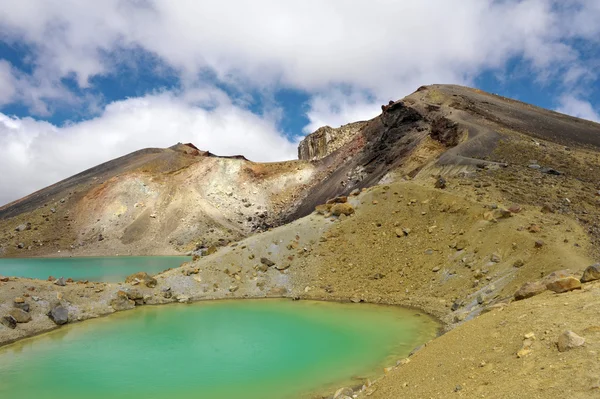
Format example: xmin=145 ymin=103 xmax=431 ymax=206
xmin=298 ymin=122 xmax=366 ymax=161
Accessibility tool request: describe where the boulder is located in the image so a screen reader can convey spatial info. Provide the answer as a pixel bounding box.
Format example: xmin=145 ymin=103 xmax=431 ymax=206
xmin=581 ymin=263 xmax=600 ymax=283
xmin=557 ymin=330 xmax=585 ymax=352
xmin=546 ymin=277 xmax=582 ymax=293
xmin=9 ymin=308 xmax=32 ymax=323
xmin=125 ymin=272 xmax=157 ymax=288
xmin=1 ymin=315 xmax=17 ymax=329
xmin=110 ymin=291 xmax=136 ymax=311
xmin=514 ymin=281 xmax=546 ymax=301
xmin=331 ymin=203 xmax=355 ymax=216
xmin=541 ymin=270 xmax=572 ymax=286
xmin=47 ymin=305 xmax=69 ymax=325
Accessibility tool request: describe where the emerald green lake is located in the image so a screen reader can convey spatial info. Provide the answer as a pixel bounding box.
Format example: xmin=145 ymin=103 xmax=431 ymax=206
xmin=0 ymin=300 xmax=438 ymax=399
xmin=0 ymin=256 xmax=189 ymax=282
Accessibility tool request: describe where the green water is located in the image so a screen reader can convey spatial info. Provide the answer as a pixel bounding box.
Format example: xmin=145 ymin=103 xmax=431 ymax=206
xmin=0 ymin=300 xmax=438 ymax=399
xmin=0 ymin=256 xmax=189 ymax=282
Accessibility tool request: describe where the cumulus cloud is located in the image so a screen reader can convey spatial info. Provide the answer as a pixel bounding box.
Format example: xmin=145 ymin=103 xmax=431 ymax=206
xmin=556 ymin=95 xmax=600 ymax=122
xmin=1 ymin=1 xmax=600 ymax=114
xmin=0 ymin=88 xmax=297 ymax=206
xmin=1 ymin=0 xmax=600 ymax=203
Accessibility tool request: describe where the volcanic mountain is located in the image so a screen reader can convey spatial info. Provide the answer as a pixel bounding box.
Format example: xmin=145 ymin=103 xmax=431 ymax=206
xmin=2 ymin=84 xmax=599 ymax=258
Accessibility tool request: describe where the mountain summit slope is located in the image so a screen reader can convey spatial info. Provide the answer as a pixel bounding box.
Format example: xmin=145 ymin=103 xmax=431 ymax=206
xmin=2 ymin=84 xmax=600 ymax=257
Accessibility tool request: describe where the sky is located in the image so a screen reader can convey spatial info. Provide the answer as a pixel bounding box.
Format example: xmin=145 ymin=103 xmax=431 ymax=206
xmin=0 ymin=0 xmax=599 ymax=206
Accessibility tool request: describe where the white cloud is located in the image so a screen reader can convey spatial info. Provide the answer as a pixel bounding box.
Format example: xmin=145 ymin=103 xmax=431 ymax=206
xmin=556 ymin=95 xmax=600 ymax=122
xmin=0 ymin=88 xmax=297 ymax=206
xmin=1 ymin=1 xmax=600 ymax=114
xmin=1 ymin=0 xmax=600 ymax=203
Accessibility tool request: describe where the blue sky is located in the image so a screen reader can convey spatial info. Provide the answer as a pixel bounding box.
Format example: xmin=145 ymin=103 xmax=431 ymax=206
xmin=0 ymin=0 xmax=599 ymax=205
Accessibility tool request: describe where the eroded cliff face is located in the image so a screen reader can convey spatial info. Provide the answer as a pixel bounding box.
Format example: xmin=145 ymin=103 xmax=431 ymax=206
xmin=297 ymin=121 xmax=367 ymax=161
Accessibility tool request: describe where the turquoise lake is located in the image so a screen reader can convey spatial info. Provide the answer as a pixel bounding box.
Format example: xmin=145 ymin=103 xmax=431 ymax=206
xmin=0 ymin=299 xmax=438 ymax=399
xmin=0 ymin=256 xmax=189 ymax=282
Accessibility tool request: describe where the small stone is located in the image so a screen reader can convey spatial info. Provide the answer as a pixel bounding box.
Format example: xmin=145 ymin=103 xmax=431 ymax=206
xmin=1 ymin=315 xmax=17 ymax=329
xmin=331 ymin=203 xmax=354 ymax=216
xmin=125 ymin=272 xmax=157 ymax=288
xmin=432 ymin=266 xmax=440 ymax=272
xmin=490 ymin=253 xmax=501 ymax=263
xmin=434 ymin=176 xmax=447 ymax=189
xmin=260 ymin=257 xmax=275 ymax=267
xmin=557 ymin=330 xmax=585 ymax=352
xmin=541 ymin=203 xmax=554 ymax=213
xmin=581 ymin=263 xmax=600 ymax=283
xmin=333 ymin=387 xmax=353 ymax=399
xmin=275 ymin=264 xmax=290 ymax=271
xmin=54 ymin=277 xmax=66 ymax=286
xmin=229 ymin=285 xmax=239 ymax=292
xmin=14 ymin=297 xmax=25 ymax=303
xmin=13 ymin=301 xmax=30 ymax=312
xmin=508 ymin=205 xmax=522 ymax=213
xmin=514 ymin=281 xmax=547 ymax=300
xmin=546 ymin=277 xmax=582 ymax=293
xmin=513 ymin=259 xmax=525 ymax=268
xmin=534 ymin=240 xmax=544 ymax=248
xmin=9 ymin=308 xmax=31 ymax=323
xmin=455 ymin=239 xmax=468 ymax=251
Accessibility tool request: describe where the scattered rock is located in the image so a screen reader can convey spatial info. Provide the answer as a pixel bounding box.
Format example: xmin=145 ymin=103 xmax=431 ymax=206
xmin=275 ymin=264 xmax=290 ymax=271
xmin=229 ymin=285 xmax=239 ymax=292
xmin=331 ymin=203 xmax=355 ymax=216
xmin=517 ymin=332 xmax=536 ymax=358
xmin=557 ymin=330 xmax=585 ymax=352
xmin=202 ymin=246 xmax=218 ymax=256
xmin=490 ymin=253 xmax=501 ymax=263
xmin=260 ymin=257 xmax=275 ymax=267
xmin=326 ymin=196 xmax=348 ymax=204
xmin=350 ymin=189 xmax=360 ymax=196
xmin=541 ymin=203 xmax=555 ymax=213
xmin=534 ymin=240 xmax=544 ymax=248
xmin=54 ymin=277 xmax=66 ymax=286
xmin=13 ymin=300 xmax=30 ymax=312
xmin=432 ymin=266 xmax=440 ymax=272
xmin=14 ymin=297 xmax=25 ymax=303
xmin=581 ymin=263 xmax=600 ymax=283
xmin=455 ymin=239 xmax=468 ymax=251
xmin=125 ymin=272 xmax=157 ymax=288
xmin=334 ymin=387 xmax=353 ymax=399
xmin=513 ymin=259 xmax=525 ymax=268
xmin=0 ymin=276 xmax=9 ymax=282
xmin=434 ymin=176 xmax=447 ymax=189
xmin=1 ymin=315 xmax=17 ymax=329
xmin=9 ymin=308 xmax=32 ymax=323
xmin=47 ymin=305 xmax=69 ymax=325
xmin=546 ymin=277 xmax=582 ymax=293
xmin=177 ymin=295 xmax=191 ymax=303
xmin=508 ymin=205 xmax=522 ymax=213
xmin=15 ymin=223 xmax=31 ymax=232
xmin=315 ymin=204 xmax=332 ymax=215
xmin=17 ymin=242 xmax=24 ymax=249
xmin=514 ymin=281 xmax=546 ymax=300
